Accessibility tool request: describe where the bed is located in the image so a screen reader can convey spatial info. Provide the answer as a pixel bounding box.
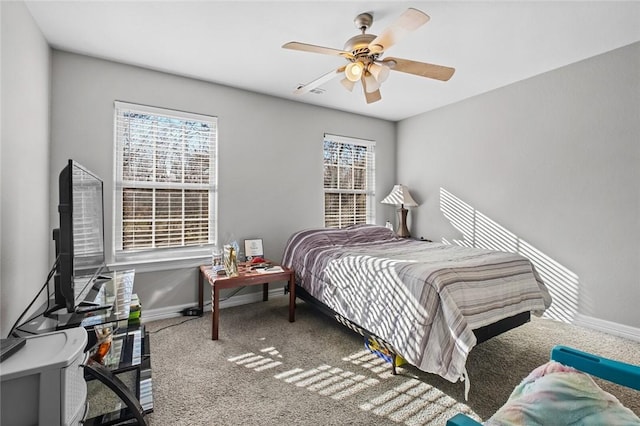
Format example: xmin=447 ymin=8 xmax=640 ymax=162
xmin=282 ymin=224 xmax=552 ymax=396
xmin=447 ymin=345 xmax=640 ymax=425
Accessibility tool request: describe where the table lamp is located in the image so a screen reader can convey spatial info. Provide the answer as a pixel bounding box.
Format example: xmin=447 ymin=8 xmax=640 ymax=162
xmin=381 ymin=185 xmax=418 ymax=238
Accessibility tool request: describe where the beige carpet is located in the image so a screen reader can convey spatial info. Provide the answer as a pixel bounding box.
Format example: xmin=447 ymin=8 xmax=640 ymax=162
xmin=143 ymin=298 xmax=639 ymax=425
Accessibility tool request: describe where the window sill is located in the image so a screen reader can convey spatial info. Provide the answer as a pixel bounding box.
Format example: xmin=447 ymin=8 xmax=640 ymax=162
xmin=108 ymin=254 xmax=210 ymax=274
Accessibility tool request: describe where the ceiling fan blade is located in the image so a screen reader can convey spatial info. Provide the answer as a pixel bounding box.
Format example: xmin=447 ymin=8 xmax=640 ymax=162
xmin=364 ymin=88 xmax=382 ymax=104
xmin=282 ymin=41 xmax=354 ymax=59
xmin=361 ymin=74 xmax=382 ymax=104
xmin=294 ymin=66 xmax=346 ymax=95
xmin=368 ymin=8 xmax=430 ymax=54
xmin=382 ymin=57 xmax=455 ymax=81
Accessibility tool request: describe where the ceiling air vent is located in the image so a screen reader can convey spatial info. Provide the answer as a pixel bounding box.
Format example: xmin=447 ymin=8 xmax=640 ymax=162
xmin=297 ymin=84 xmax=325 ymax=95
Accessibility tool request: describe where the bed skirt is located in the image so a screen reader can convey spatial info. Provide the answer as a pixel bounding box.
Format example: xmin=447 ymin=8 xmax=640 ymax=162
xmin=294 ymin=284 xmax=531 ymax=373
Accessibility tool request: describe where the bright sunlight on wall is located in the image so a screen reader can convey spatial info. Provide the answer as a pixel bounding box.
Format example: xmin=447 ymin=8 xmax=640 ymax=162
xmin=439 ymin=188 xmax=577 ymax=323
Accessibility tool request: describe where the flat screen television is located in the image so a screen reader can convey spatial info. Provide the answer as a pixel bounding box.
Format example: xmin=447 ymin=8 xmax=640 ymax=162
xmin=48 ymin=159 xmax=107 ymax=314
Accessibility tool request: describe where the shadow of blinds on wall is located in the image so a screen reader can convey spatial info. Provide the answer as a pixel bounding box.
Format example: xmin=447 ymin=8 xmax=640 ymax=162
xmin=439 ymin=188 xmax=577 ymax=323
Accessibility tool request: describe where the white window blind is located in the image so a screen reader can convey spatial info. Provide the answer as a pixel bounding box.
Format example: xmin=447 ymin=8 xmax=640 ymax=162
xmin=323 ymin=134 xmax=375 ymax=228
xmin=114 ymin=101 xmax=217 ymax=259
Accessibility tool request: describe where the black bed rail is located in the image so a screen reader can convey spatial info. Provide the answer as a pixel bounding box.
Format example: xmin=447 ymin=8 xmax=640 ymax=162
xmin=292 ymin=284 xmax=532 ymax=375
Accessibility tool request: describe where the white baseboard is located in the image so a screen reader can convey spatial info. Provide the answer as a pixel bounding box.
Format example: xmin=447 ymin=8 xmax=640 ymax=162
xmin=573 ymin=313 xmax=640 ymax=342
xmin=140 ymin=288 xmax=286 ymax=323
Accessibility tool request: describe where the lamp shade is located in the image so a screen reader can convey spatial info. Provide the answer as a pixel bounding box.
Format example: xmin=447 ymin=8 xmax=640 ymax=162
xmin=381 ymin=185 xmax=418 ymax=207
xmin=369 ymin=62 xmax=390 ymax=83
xmin=363 ymin=71 xmax=380 ymax=93
xmin=340 ymin=78 xmax=355 ymax=92
xmin=345 ymin=61 xmax=365 ymax=82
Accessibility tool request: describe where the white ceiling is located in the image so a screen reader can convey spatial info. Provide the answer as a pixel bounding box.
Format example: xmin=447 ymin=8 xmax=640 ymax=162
xmin=24 ymin=1 xmax=640 ymax=122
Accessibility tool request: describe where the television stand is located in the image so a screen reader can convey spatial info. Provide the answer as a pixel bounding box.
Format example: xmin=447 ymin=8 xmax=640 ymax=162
xmin=75 ymin=302 xmax=114 ymax=314
xmin=83 ymin=361 xmax=146 ymax=425
xmin=82 ymin=323 xmax=152 ymax=425
xmin=14 ymin=270 xmax=152 ymax=425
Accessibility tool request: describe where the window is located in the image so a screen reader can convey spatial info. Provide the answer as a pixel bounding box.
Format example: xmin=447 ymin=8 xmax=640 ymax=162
xmin=323 ymin=134 xmax=375 ymax=228
xmin=114 ymin=101 xmax=217 ymax=261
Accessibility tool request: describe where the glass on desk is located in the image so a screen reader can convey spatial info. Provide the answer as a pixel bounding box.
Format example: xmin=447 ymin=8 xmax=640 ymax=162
xmin=212 ymin=246 xmax=224 ymax=272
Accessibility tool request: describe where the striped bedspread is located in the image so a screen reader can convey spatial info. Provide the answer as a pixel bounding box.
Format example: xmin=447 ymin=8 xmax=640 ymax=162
xmin=282 ymin=225 xmax=552 ymax=385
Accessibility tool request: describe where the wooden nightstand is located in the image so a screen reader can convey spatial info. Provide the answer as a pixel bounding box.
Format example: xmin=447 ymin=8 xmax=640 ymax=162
xmin=198 ymin=262 xmax=295 ymax=340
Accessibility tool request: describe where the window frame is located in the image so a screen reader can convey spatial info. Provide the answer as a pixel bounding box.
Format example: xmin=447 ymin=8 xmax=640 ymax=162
xmin=323 ymin=133 xmax=376 ymax=228
xmin=112 ymin=101 xmax=218 ymax=265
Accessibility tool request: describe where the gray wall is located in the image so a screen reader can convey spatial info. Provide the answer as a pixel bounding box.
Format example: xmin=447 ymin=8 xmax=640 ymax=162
xmin=2 ymin=1 xmax=636 ymax=337
xmin=0 ymin=2 xmax=52 ymax=338
xmin=398 ymin=42 xmax=640 ymax=330
xmin=49 ymin=51 xmax=396 ymax=313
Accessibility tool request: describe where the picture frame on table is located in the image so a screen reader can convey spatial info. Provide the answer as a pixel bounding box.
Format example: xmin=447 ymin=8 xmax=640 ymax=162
xmin=244 ymin=238 xmax=264 ymax=261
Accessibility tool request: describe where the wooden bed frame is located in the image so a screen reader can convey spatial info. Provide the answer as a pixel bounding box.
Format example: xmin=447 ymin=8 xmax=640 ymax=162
xmin=294 ymin=284 xmax=531 ymax=374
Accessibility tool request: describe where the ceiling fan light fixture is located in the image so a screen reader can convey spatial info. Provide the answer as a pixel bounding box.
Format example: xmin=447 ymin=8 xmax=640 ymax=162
xmin=345 ymin=61 xmax=365 ymax=82
xmin=369 ymin=62 xmax=390 ymax=83
xmin=283 ymin=8 xmax=455 ymax=104
xmin=340 ymin=78 xmax=356 ymax=92
xmin=363 ymin=72 xmax=380 ymax=93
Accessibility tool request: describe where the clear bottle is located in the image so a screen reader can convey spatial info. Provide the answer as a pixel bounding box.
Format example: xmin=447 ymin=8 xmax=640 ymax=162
xmin=211 ymin=246 xmax=223 ymax=272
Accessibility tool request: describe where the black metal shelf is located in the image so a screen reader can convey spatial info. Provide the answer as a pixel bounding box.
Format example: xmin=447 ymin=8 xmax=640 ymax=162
xmin=84 ymin=324 xmax=152 ymax=425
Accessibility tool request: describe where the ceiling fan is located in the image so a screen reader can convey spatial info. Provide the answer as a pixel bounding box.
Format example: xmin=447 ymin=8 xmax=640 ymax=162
xmin=282 ymin=8 xmax=455 ymax=104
